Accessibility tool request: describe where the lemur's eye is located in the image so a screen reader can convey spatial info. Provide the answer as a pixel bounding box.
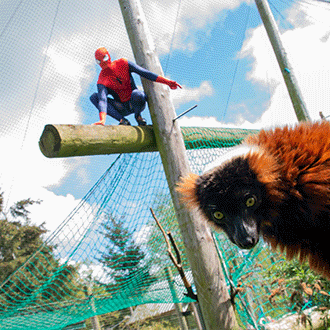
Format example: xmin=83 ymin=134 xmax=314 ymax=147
xmin=213 ymin=211 xmax=224 ymax=220
xmin=246 ymin=197 xmax=256 ymax=207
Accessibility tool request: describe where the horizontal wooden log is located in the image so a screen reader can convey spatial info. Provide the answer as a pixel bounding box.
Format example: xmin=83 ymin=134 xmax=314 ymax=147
xmin=38 ymin=124 xmax=258 ymax=158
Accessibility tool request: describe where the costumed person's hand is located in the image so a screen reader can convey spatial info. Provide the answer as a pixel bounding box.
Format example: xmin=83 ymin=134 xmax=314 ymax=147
xmin=156 ymin=76 xmax=182 ymax=90
xmin=166 ymin=80 xmax=182 ymax=90
xmin=92 ymin=112 xmax=106 ymax=125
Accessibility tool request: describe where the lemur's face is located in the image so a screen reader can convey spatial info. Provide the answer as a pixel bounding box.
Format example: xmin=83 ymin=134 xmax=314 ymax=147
xmin=178 ymin=156 xmax=264 ymax=250
xmin=197 ymin=181 xmax=262 ymax=249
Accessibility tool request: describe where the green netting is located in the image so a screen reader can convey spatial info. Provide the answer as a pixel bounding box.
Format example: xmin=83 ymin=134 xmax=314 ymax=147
xmin=2 ymin=0 xmax=329 ymax=328
xmin=1 ymin=128 xmax=330 ymax=330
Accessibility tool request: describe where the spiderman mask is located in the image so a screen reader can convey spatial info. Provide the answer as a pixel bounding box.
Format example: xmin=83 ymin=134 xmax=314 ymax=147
xmin=95 ymin=47 xmax=111 ymax=69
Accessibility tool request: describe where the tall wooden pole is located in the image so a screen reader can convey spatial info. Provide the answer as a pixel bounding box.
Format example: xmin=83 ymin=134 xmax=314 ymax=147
xmin=255 ymin=0 xmax=311 ymax=122
xmin=118 ymin=0 xmax=238 ymax=329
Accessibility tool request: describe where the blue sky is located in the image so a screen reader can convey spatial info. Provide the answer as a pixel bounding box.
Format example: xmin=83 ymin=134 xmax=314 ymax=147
xmin=0 ymin=0 xmax=329 ymax=233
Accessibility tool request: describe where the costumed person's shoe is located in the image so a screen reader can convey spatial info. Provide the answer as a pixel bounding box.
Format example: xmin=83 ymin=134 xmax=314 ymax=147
xmin=136 ymin=118 xmax=147 ymax=126
xmin=119 ymin=118 xmax=131 ymax=125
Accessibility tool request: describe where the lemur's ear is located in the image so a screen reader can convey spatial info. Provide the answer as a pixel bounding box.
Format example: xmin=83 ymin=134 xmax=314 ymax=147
xmin=176 ymin=173 xmax=200 ymax=209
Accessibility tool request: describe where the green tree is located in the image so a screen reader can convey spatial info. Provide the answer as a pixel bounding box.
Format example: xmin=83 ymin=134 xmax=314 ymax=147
xmin=98 ymin=214 xmax=154 ymax=292
xmin=0 ymin=192 xmax=45 ymax=284
xmin=96 ymin=214 xmax=156 ymax=329
xmin=0 ymin=190 xmax=81 ymax=311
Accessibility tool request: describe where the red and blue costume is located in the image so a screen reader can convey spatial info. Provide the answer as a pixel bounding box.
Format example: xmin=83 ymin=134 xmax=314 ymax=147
xmin=90 ymin=47 xmax=182 ymax=126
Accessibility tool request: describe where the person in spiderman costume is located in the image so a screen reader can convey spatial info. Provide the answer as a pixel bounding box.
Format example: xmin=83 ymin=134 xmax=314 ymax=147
xmin=90 ymin=47 xmax=182 ymax=126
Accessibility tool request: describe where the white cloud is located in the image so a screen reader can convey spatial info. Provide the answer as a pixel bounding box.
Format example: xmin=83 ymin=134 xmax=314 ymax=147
xmin=145 ymin=0 xmax=252 ymax=54
xmin=172 ymin=81 xmax=215 ymax=107
xmin=28 ymin=191 xmax=81 ymax=234
xmin=46 ymin=48 xmax=87 ymax=79
xmin=178 ymin=114 xmax=260 ymax=130
xmin=185 ymin=2 xmax=330 ymax=130
xmin=0 ymin=126 xmax=83 ymax=233
xmin=0 ymin=33 xmax=92 ymax=230
xmin=2 ymin=0 xmax=328 ymax=239
xmin=78 ymin=262 xmax=110 ymax=283
xmin=239 ymin=1 xmax=330 ymax=128
xmin=133 ymin=224 xmax=153 ymax=245
xmin=0 ymin=0 xmax=134 ymax=236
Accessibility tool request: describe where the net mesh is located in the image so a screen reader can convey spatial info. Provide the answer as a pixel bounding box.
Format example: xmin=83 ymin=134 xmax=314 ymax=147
xmin=1 ymin=128 xmax=329 ymax=330
xmin=1 ymin=0 xmax=329 ymax=329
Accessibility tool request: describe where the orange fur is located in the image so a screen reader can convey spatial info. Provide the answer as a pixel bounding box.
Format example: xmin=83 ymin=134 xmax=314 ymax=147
xmin=247 ymin=121 xmax=330 ymax=279
xmin=176 ymin=173 xmax=200 ymax=208
xmin=246 ymin=121 xmax=330 ymax=213
xmin=246 ymin=149 xmax=284 ymax=203
xmin=177 ymin=121 xmax=330 ymax=279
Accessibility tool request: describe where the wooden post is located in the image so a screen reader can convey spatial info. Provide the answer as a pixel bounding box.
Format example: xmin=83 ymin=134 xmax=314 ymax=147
xmin=38 ymin=124 xmax=257 ymax=158
xmin=255 ymin=0 xmax=311 ymax=122
xmin=118 ymin=0 xmax=238 ymax=329
xmin=86 ymin=285 xmax=101 ymax=330
xmin=190 ymin=302 xmax=205 ymax=330
xmin=165 ymin=267 xmax=189 ymax=330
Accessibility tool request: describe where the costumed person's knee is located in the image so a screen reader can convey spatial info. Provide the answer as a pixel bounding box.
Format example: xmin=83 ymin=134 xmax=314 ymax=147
xmin=90 ymin=93 xmax=99 ymax=107
xmin=131 ymin=90 xmax=147 ymax=110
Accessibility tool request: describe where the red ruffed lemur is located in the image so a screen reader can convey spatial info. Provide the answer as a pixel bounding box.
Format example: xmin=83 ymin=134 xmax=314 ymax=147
xmin=177 ymin=121 xmax=330 ymax=279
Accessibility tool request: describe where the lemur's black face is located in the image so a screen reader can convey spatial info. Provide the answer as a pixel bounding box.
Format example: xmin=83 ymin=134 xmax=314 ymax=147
xmin=196 ymin=157 xmax=263 ymax=250
xmin=202 ymin=185 xmax=262 ymax=249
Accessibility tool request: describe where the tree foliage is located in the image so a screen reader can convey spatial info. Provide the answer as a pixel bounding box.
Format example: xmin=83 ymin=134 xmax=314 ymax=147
xmin=0 ymin=190 xmax=81 ymax=311
xmin=265 ymin=257 xmax=330 ymax=312
xmin=98 ymin=214 xmax=154 ymax=292
xmin=0 ymin=192 xmax=46 ymax=283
